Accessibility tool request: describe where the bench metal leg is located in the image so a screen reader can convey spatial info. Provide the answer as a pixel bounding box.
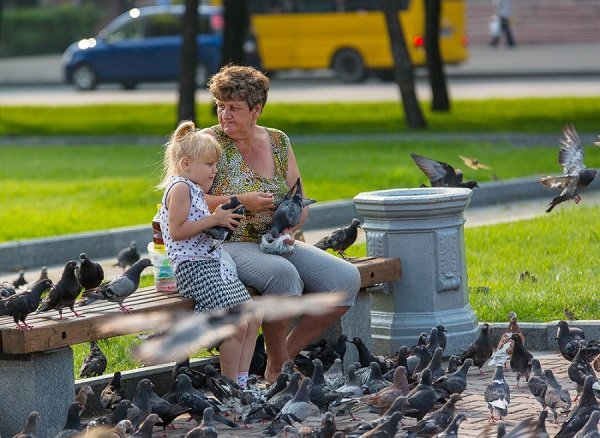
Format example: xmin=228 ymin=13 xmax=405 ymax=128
xmin=0 ymin=347 xmax=74 ymax=438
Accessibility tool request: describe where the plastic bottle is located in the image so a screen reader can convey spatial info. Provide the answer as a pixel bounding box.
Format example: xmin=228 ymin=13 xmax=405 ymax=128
xmin=151 ymin=203 xmax=165 ymax=252
xmin=149 ymin=203 xmax=176 ymax=292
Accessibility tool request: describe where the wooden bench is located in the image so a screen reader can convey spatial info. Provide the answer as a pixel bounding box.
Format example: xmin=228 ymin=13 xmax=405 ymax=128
xmin=0 ymin=256 xmax=401 ymax=437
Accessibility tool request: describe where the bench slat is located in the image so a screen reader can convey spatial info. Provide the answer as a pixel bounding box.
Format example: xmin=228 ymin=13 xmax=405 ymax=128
xmin=0 ymin=256 xmax=400 ymax=355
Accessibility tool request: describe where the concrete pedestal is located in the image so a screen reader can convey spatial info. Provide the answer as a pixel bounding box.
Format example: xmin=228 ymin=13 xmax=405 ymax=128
xmin=354 ymin=188 xmax=479 ymax=357
xmin=0 ymin=348 xmax=74 ymax=438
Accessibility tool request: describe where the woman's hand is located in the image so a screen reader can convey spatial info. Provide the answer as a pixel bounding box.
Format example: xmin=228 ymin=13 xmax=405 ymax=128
xmin=240 ymin=191 xmax=275 ymax=212
xmin=213 ymin=203 xmax=245 ymax=231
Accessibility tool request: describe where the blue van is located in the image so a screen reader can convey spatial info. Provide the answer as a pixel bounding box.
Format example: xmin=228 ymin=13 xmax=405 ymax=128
xmin=63 ymin=5 xmax=223 ymax=90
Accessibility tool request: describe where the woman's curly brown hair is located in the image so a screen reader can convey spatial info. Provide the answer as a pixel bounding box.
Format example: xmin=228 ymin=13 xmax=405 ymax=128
xmin=207 ymin=64 xmax=270 ymax=110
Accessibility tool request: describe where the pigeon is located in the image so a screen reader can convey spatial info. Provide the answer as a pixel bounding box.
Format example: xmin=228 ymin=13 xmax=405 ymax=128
xmin=435 ymin=413 xmax=467 ymax=438
xmin=540 ymin=124 xmax=599 ymax=212
xmin=437 ymin=325 xmax=448 ymax=352
xmin=565 ymin=308 xmax=578 ymax=321
xmin=12 ymin=270 xmax=28 ymax=288
xmin=79 ymin=257 xmax=152 ymax=312
xmin=334 ymin=364 xmax=364 ymax=398
xmin=314 ymin=218 xmax=361 ymax=259
xmin=172 ymin=357 xmax=207 ymax=390
xmin=568 ymin=346 xmax=596 ymax=399
xmin=421 ymin=346 xmax=446 ymax=382
xmin=132 ymin=413 xmax=162 ymax=438
xmin=399 ymin=368 xmax=438 ymax=421
xmin=404 ymin=393 xmax=462 ymax=437
xmin=574 ymin=409 xmax=600 ymax=438
xmin=556 ymin=375 xmax=600 ymax=438
xmin=13 ymin=411 xmax=41 ymax=438
xmin=350 ymin=336 xmax=392 ymax=374
xmin=433 ymin=358 xmax=472 ymax=402
xmin=37 ymin=266 xmax=49 ymax=282
xmin=358 ymin=411 xmax=403 ymax=438
xmin=495 ymin=311 xmax=525 ymax=361
xmin=101 ymin=371 xmax=125 ymax=413
xmin=278 ymin=377 xmax=313 ymax=423
xmin=365 ymin=362 xmax=391 ymax=395
xmin=37 ymin=260 xmax=82 ymax=319
xmin=75 ymin=384 xmax=94 ymax=415
xmin=458 ymin=323 xmax=493 ymax=375
xmin=324 ymin=358 xmax=346 ymax=391
xmin=205 ymin=195 xmax=245 ymax=253
xmin=0 ymin=278 xmax=52 ymax=329
xmin=76 ymin=252 xmax=105 ymax=292
xmin=56 ymin=402 xmax=85 ymax=437
xmin=269 ymin=177 xmax=316 ymax=238
xmin=544 ymin=368 xmax=572 ymax=424
xmin=411 ymin=152 xmax=478 ymax=188
xmin=459 ymin=154 xmax=492 ymax=170
xmin=114 ymin=240 xmax=140 ymax=269
xmin=445 ymin=355 xmax=460 ymax=375
xmin=365 ymin=366 xmax=410 ymax=414
xmin=183 ymin=407 xmax=219 ymax=438
xmin=80 ymin=340 xmax=108 ymax=378
xmin=0 ymin=281 xmax=16 ymax=298
xmin=527 ymin=358 xmax=548 ymax=409
xmin=557 ymin=320 xmax=590 ymax=362
xmin=504 ymin=409 xmax=550 ymax=438
xmin=484 ymin=364 xmax=510 ymax=421
xmin=99 ymin=291 xmax=347 ymax=364
xmin=508 ymin=333 xmax=533 ymax=388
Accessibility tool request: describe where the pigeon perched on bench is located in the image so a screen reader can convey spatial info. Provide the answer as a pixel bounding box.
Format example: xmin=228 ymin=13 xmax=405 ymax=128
xmin=314 ymin=218 xmax=361 ymax=259
xmin=540 ymin=123 xmax=599 ymax=213
xmin=0 ymin=279 xmax=53 ymax=329
xmin=411 ymin=153 xmax=479 ymax=189
xmin=79 ymin=257 xmax=151 ymax=312
xmin=76 ymin=252 xmax=105 ymax=292
xmin=37 ymin=260 xmax=82 ymax=319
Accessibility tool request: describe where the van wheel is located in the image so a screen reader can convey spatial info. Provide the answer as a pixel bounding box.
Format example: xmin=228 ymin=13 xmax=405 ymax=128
xmin=332 ymin=49 xmax=366 ymax=83
xmin=72 ymin=64 xmax=97 ymax=91
xmin=195 ymin=63 xmax=209 ymax=88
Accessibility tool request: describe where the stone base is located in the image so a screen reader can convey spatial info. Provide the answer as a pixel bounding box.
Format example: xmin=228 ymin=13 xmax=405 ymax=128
xmin=0 ymin=348 xmax=74 ymax=438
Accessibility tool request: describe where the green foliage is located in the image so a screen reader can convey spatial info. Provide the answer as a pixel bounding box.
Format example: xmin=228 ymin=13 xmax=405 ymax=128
xmin=0 ymin=5 xmax=103 ymax=57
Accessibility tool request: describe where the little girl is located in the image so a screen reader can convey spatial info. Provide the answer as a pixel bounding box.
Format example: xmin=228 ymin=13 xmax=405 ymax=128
xmin=158 ymin=120 xmax=260 ymax=387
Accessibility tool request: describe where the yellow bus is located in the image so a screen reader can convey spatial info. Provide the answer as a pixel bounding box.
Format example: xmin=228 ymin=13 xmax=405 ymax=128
xmin=244 ymin=0 xmax=468 ymax=82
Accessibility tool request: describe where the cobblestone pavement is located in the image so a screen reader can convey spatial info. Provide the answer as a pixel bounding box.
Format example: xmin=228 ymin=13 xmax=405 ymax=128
xmin=140 ymin=350 xmax=572 ymax=437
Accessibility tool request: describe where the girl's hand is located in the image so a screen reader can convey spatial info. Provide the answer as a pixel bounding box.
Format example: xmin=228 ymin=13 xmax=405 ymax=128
xmin=213 ymin=203 xmax=245 ymax=230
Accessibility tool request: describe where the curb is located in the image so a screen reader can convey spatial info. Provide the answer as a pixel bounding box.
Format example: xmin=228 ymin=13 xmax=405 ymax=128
xmin=0 ymin=177 xmax=598 ymax=274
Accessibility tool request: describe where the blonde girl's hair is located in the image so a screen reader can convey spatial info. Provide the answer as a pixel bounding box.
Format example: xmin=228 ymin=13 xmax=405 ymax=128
xmin=157 ymin=120 xmax=222 ymax=189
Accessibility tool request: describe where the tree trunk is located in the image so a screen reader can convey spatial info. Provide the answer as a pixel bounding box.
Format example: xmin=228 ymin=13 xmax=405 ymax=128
xmin=221 ymin=0 xmax=249 ymax=66
xmin=178 ymin=0 xmax=199 ymax=124
xmin=382 ymin=0 xmax=427 ymax=129
xmin=425 ymin=0 xmax=450 ymax=111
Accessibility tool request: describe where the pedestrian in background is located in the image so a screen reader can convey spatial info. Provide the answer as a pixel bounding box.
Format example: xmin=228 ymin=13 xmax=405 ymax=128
xmin=490 ymin=0 xmax=516 ymax=47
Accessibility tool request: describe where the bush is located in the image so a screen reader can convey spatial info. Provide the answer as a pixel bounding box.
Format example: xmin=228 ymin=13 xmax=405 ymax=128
xmin=0 ymin=5 xmax=103 ymax=57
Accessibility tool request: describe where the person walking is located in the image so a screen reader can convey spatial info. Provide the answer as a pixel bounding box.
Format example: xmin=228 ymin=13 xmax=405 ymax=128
xmin=490 ymin=0 xmax=516 ymax=47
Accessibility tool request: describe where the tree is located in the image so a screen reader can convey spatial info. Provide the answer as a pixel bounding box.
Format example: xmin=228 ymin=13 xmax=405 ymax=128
xmin=178 ymin=0 xmax=199 ymax=124
xmin=425 ymin=0 xmax=450 ymax=111
xmin=221 ymin=0 xmax=249 ymax=66
xmin=382 ymin=0 xmax=427 ymax=129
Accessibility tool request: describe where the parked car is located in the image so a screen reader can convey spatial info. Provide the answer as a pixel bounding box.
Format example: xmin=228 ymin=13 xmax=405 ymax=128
xmin=63 ymin=5 xmax=223 ymax=90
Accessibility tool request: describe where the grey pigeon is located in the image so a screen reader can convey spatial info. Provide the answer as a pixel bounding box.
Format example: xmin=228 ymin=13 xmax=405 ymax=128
xmin=359 ymin=411 xmax=403 ymax=438
xmin=75 ymin=252 xmax=104 ymax=292
xmin=400 ymin=368 xmax=438 ymax=421
xmin=540 ymin=124 xmax=599 ymax=212
xmin=458 ymin=323 xmax=493 ymax=375
xmin=568 ymin=346 xmax=596 ymax=398
xmin=435 ymin=413 xmax=467 ymax=438
xmin=79 ymin=257 xmax=151 ymax=312
xmin=14 ymin=411 xmax=41 ymax=438
xmin=314 ymin=218 xmax=361 ymax=259
xmin=556 ymin=375 xmax=600 ymax=438
xmin=332 ymin=364 xmax=363 ymax=398
xmin=183 ymin=407 xmax=219 ymax=438
xmin=37 ymin=266 xmax=49 ymax=283
xmin=574 ymin=409 xmax=600 ymax=438
xmin=278 ymin=377 xmax=313 ymax=422
xmin=0 ymin=281 xmax=17 ymax=298
xmin=79 ymin=340 xmax=108 ymax=378
xmin=308 ymin=359 xmax=342 ymax=413
xmin=508 ymin=333 xmax=533 ymax=388
xmin=132 ymin=413 xmax=161 ymax=438
xmin=0 ymin=278 xmax=52 ymax=329
xmin=445 ymin=355 xmax=460 ymax=375
xmin=37 ymin=260 xmax=82 ymax=319
xmin=265 ymin=373 xmax=289 ymax=401
xmin=114 ymin=240 xmax=140 ymax=269
xmin=365 ymin=362 xmax=391 ymax=395
xmin=12 ymin=270 xmax=28 ymax=288
xmin=55 ymin=402 xmax=84 ymax=438
xmin=544 ymin=368 xmax=572 ymax=424
xmin=324 ymin=358 xmax=345 ymax=390
xmin=411 ymin=153 xmax=478 ymax=189
xmin=527 ymin=358 xmax=548 ymax=409
xmin=404 ymin=393 xmax=462 ymax=437
xmin=433 ymin=358 xmax=472 ymax=402
xmin=421 ymin=346 xmax=446 ymax=382
xmin=101 ymin=371 xmax=125 ymax=413
xmin=205 ymin=196 xmax=245 ymax=253
xmin=484 ymin=364 xmax=510 ymax=421
xmin=269 ymin=177 xmax=315 ymax=238
xmin=557 ymin=320 xmax=589 ymax=362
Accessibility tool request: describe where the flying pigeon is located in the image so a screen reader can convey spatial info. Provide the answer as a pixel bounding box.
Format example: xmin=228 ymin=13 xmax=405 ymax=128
xmin=99 ymin=291 xmax=346 ymax=364
xmin=540 ymin=124 xmax=599 ymax=212
xmin=12 ymin=270 xmax=28 ymax=288
xmin=114 ymin=240 xmax=141 ymax=269
xmin=314 ymin=218 xmax=361 ymax=259
xmin=411 ymin=153 xmax=479 ymax=189
xmin=37 ymin=260 xmax=82 ymax=319
xmin=0 ymin=279 xmax=52 ymax=329
xmin=79 ymin=257 xmax=152 ymax=312
xmin=205 ymin=196 xmax=245 ymax=253
xmin=459 ymin=154 xmax=492 ymax=170
xmin=76 ymin=252 xmax=105 ymax=292
xmin=269 ymin=177 xmax=316 ymax=238
xmin=80 ymin=340 xmax=108 ymax=378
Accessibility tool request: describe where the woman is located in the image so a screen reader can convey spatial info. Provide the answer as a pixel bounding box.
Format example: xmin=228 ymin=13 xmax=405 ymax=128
xmin=202 ymin=65 xmax=361 ymax=383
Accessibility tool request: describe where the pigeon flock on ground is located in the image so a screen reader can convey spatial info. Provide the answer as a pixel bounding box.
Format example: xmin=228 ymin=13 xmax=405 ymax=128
xmin=10 ymin=316 xmax=600 ymax=437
